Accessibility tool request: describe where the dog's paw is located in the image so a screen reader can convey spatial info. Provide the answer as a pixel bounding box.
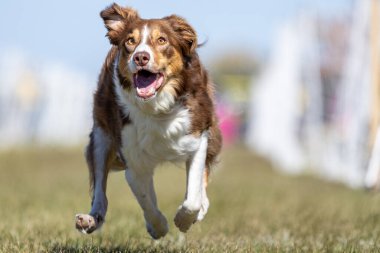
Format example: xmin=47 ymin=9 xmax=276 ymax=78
xmin=197 ymin=196 xmax=209 ymax=221
xmin=174 ymin=205 xmax=199 ymax=233
xmin=146 ymin=212 xmax=168 ymax=239
xmin=75 ymin=213 xmax=102 ymax=234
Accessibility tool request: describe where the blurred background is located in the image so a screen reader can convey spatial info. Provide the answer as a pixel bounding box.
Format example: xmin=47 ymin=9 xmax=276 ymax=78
xmin=1 ymin=0 xmax=379 ymax=189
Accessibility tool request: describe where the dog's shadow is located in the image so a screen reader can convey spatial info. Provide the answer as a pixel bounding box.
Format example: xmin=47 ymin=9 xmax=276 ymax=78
xmin=50 ymin=241 xmax=185 ymax=253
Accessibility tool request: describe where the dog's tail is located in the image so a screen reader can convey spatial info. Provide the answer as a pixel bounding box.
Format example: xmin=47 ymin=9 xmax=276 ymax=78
xmin=197 ymin=36 xmax=209 ymax=49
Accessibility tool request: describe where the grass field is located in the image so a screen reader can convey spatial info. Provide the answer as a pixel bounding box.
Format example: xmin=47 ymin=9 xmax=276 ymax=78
xmin=1 ymin=146 xmax=380 ymax=252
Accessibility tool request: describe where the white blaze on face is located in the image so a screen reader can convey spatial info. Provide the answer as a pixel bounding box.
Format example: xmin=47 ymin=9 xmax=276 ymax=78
xmin=129 ymin=25 xmax=155 ymax=72
xmin=141 ymin=24 xmax=149 ymax=45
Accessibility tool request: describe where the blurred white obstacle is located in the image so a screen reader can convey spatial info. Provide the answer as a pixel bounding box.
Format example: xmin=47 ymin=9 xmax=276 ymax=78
xmin=0 ymin=49 xmax=93 ymax=147
xmin=247 ymin=0 xmax=380 ymax=188
xmin=366 ymin=126 xmax=380 ymax=188
xmin=332 ymin=0 xmax=371 ymax=187
xmin=246 ymin=13 xmax=325 ymax=175
xmin=246 ymin=21 xmax=306 ymax=173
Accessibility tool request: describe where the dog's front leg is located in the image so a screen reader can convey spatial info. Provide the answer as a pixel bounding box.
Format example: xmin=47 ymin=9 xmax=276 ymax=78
xmin=76 ymin=127 xmax=111 ymax=234
xmin=174 ymin=131 xmax=208 ymax=232
xmin=125 ymin=168 xmax=168 ymax=239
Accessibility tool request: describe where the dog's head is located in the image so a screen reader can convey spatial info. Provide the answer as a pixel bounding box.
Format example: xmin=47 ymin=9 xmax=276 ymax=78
xmin=101 ymin=4 xmax=198 ymax=101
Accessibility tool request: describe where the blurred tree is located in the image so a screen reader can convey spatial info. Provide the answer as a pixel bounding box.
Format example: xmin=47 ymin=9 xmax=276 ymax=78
xmin=208 ymin=50 xmax=260 ymax=143
xmin=209 ymin=50 xmax=260 ymax=104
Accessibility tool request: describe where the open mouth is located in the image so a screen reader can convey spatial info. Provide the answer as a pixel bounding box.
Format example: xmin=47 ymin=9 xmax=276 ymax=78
xmin=133 ymin=70 xmax=164 ymax=99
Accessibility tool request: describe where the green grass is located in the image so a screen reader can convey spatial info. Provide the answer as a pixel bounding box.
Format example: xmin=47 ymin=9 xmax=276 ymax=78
xmin=1 ymin=146 xmax=380 ymax=252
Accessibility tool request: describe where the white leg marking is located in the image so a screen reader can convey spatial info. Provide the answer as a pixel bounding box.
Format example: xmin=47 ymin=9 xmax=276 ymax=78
xmin=125 ymin=168 xmax=168 ymax=239
xmin=197 ymin=175 xmax=210 ymax=221
xmin=174 ymin=131 xmax=208 ymax=232
xmin=76 ymin=127 xmax=110 ymax=234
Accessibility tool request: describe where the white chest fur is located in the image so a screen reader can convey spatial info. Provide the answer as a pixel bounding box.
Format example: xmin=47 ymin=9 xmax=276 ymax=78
xmin=113 ymin=55 xmax=200 ymax=170
xmin=121 ymin=106 xmax=201 ymax=170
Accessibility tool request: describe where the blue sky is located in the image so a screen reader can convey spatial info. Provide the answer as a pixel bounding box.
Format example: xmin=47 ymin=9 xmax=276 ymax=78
xmin=0 ymin=0 xmax=352 ymax=77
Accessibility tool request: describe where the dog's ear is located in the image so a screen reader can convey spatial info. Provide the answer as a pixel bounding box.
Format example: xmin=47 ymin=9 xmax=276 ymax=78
xmin=165 ymin=15 xmax=198 ymax=57
xmin=100 ymin=3 xmax=139 ymax=45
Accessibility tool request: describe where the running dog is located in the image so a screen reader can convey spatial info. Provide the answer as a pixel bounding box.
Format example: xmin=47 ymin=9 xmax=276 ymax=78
xmin=75 ymin=3 xmax=222 ymax=239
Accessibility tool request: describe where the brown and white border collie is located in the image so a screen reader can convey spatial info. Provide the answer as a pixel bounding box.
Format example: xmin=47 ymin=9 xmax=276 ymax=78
xmin=75 ymin=3 xmax=222 ymax=239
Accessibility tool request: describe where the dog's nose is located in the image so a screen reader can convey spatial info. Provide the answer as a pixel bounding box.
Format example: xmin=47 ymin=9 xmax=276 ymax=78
xmin=134 ymin=51 xmax=150 ymax=66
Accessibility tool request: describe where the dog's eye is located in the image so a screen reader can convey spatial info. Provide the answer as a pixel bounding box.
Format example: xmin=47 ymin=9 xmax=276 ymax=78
xmin=157 ymin=37 xmax=167 ymax=45
xmin=126 ymin=38 xmax=136 ymax=46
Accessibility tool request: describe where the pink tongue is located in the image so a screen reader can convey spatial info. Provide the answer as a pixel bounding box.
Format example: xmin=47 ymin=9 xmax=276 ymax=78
xmin=135 ymin=72 xmax=157 ymax=89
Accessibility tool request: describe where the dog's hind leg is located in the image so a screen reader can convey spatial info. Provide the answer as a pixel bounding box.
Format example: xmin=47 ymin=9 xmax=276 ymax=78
xmin=174 ymin=131 xmax=208 ymax=233
xmin=125 ymin=168 xmax=168 ymax=239
xmin=75 ymin=126 xmax=112 ymax=234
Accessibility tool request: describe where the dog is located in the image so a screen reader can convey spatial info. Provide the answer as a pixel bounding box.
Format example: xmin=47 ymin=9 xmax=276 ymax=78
xmin=75 ymin=3 xmax=222 ymax=239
